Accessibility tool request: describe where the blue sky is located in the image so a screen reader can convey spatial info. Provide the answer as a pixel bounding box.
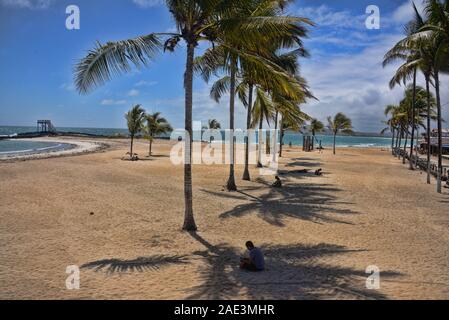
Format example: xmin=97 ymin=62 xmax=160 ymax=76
xmin=0 ymin=0 xmax=448 ymax=132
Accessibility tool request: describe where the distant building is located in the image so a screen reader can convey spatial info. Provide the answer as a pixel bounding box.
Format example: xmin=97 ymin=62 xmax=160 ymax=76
xmin=420 ymin=129 xmax=449 ymax=154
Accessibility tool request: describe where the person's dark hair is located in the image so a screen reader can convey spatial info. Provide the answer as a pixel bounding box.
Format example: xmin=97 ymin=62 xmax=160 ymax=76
xmin=245 ymin=241 xmax=254 ymax=249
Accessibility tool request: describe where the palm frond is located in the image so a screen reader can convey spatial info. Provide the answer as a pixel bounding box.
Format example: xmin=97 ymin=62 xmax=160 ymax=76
xmin=75 ymin=34 xmax=162 ymax=94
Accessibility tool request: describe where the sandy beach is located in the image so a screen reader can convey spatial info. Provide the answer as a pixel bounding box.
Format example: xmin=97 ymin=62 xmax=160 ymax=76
xmin=0 ymin=137 xmax=448 ymax=300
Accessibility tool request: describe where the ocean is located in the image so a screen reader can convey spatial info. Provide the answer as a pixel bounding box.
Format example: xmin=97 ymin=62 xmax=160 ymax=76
xmin=0 ymin=126 xmax=394 ymax=148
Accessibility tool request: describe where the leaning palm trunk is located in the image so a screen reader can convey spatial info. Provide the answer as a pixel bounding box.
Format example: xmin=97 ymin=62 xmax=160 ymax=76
xmin=182 ymin=43 xmax=197 ymax=231
xmin=425 ymin=76 xmax=431 ymax=184
xmin=409 ymin=68 xmax=417 ymax=169
xmin=226 ymin=57 xmax=237 ymax=191
xmin=243 ymin=84 xmax=253 ymax=181
xmin=403 ymin=128 xmax=409 ymax=164
xmin=257 ymin=117 xmax=263 ymax=168
xmin=434 ymin=71 xmax=443 ymax=193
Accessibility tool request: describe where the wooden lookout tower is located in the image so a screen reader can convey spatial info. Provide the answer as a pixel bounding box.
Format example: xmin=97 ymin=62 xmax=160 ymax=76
xmin=37 ymin=120 xmax=56 ymax=133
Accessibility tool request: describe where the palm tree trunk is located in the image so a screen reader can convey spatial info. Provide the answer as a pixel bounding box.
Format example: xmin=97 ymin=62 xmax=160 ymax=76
xmin=395 ymin=129 xmax=400 ymax=149
xmin=333 ymin=132 xmax=336 ymax=155
xmin=182 ymin=42 xmax=197 ymax=231
xmin=435 ymin=70 xmax=443 ymax=193
xmin=391 ymin=127 xmax=395 ymax=155
xmin=425 ymin=76 xmax=431 ymax=184
xmin=257 ymin=117 xmax=263 ymax=167
xmin=409 ymin=68 xmax=417 ymax=169
xmin=149 ymin=138 xmax=153 ymax=156
xmin=397 ymin=129 xmax=402 ymax=159
xmin=226 ymin=56 xmax=237 ymax=191
xmin=243 ymin=83 xmax=253 ymax=181
xmin=130 ymin=134 xmax=134 ymax=157
xmin=272 ymin=111 xmax=279 ymax=162
xmin=279 ymin=124 xmax=284 ymax=158
xmin=312 ymin=129 xmax=316 ymax=151
xmin=403 ymin=128 xmax=409 ymax=164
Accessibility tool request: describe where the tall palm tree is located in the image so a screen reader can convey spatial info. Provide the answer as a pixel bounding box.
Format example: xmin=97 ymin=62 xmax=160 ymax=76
xmin=381 ymin=104 xmax=400 ymax=155
xmin=195 ymin=1 xmax=313 ymax=189
xmin=421 ymin=0 xmax=449 ymax=192
xmin=74 ymin=0 xmax=311 ymax=229
xmin=125 ymin=105 xmax=146 ymax=159
xmin=383 ymin=2 xmax=427 ymax=170
xmin=327 ymin=113 xmax=353 ymax=155
xmin=310 ymin=118 xmax=324 ymax=149
xmin=145 ymin=112 xmax=172 ymax=156
xmin=251 ymin=87 xmax=275 ymax=167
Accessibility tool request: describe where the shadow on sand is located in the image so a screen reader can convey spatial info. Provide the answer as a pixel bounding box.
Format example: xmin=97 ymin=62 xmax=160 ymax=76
xmin=201 ymin=177 xmax=358 ymax=226
xmin=81 ymin=255 xmax=188 ymax=274
xmin=186 ymin=232 xmax=400 ymax=300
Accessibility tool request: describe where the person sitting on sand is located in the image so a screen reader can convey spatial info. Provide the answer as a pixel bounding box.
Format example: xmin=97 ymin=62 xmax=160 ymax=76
xmin=240 ymin=241 xmax=265 ymax=272
xmin=272 ymin=176 xmax=282 ymax=188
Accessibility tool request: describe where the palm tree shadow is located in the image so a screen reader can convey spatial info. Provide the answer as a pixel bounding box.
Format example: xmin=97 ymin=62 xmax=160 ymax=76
xmin=201 ymin=179 xmax=359 ymax=226
xmin=285 ymin=160 xmax=323 ymax=168
xmin=187 ymin=232 xmax=401 ymax=300
xmin=81 ymin=254 xmax=188 ymax=274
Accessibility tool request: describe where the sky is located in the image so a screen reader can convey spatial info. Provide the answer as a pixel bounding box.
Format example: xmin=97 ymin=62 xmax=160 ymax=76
xmin=0 ymin=0 xmax=448 ymax=132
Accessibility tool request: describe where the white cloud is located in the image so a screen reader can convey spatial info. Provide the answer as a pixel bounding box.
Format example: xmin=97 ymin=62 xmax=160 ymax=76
xmin=127 ymin=89 xmax=140 ymax=97
xmin=148 ymin=86 xmax=248 ymax=130
xmin=135 ymin=80 xmax=158 ymax=87
xmin=132 ymin=0 xmax=163 ymax=9
xmin=0 ymin=0 xmax=53 ymax=9
xmin=59 ymin=83 xmax=75 ymax=91
xmin=391 ymin=0 xmax=426 ymax=24
xmin=101 ymin=99 xmax=128 ymax=106
xmin=298 ymin=4 xmax=364 ymax=29
xmin=300 ymin=33 xmax=408 ymax=132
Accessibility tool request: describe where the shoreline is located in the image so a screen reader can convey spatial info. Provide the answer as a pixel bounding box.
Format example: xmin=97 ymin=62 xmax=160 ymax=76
xmin=0 ymin=137 xmax=108 ymax=162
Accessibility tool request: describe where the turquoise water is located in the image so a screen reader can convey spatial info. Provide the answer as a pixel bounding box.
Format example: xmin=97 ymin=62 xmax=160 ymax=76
xmin=283 ymin=133 xmax=393 ymax=148
xmin=0 ymin=140 xmax=74 ymax=156
xmin=0 ymin=126 xmax=394 ymax=148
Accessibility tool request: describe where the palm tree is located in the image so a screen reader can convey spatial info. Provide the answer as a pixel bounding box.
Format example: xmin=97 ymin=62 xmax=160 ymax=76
xmin=381 ymin=104 xmax=400 ymax=155
xmin=125 ymin=105 xmax=146 ymax=159
xmin=206 ymin=119 xmax=221 ymax=144
xmin=421 ymin=0 xmax=449 ymax=192
xmin=207 ymin=119 xmax=221 ymax=130
xmin=310 ymin=118 xmax=324 ymax=150
xmin=327 ymin=113 xmax=353 ymax=155
xmin=195 ymin=2 xmax=313 ymax=189
xmin=74 ymin=0 xmax=311 ymax=229
xmin=383 ymin=2 xmax=427 ymax=170
xmin=145 ymin=112 xmax=172 ymax=156
xmin=279 ymin=112 xmax=306 ymax=157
